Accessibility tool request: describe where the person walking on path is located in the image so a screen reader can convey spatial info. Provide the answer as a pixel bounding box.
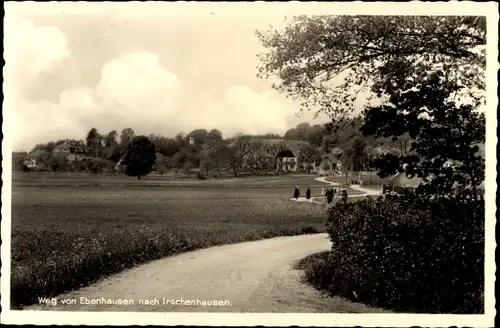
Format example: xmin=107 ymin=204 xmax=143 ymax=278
xmin=306 ymin=188 xmax=311 ymax=200
xmin=341 ymin=189 xmax=348 ymax=203
xmin=293 ymin=186 xmax=300 ymax=200
xmin=326 ymin=188 xmax=334 ymax=205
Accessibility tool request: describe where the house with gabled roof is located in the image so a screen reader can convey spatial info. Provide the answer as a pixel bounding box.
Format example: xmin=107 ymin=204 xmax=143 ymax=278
xmin=22 ymin=149 xmax=47 ymax=170
xmin=318 ymin=147 xmax=343 ymax=175
xmin=272 ymin=139 xmax=311 ymax=172
xmin=228 ymin=138 xmax=313 ymax=172
xmin=52 ymin=140 xmax=92 ymax=162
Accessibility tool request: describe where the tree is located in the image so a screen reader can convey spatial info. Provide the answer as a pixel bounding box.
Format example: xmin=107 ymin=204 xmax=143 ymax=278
xmin=306 ymin=124 xmax=325 ymax=147
xmin=103 ymin=130 xmax=118 ymax=159
xmin=31 ymin=141 xmax=56 ymax=153
xmin=351 ymin=136 xmax=368 ymax=174
xmin=299 ymin=143 xmax=320 ymax=172
xmin=121 ymin=135 xmax=156 ymax=179
xmin=120 ymin=128 xmax=135 ymax=146
xmin=203 ymin=130 xmax=228 ymax=175
xmin=187 ymin=129 xmax=210 ymax=146
xmin=13 ymin=152 xmax=29 ymax=171
xmin=208 ymin=129 xmax=223 ymax=142
xmin=174 ymin=133 xmax=188 ymax=148
xmin=393 ymin=133 xmax=412 ymax=157
xmin=321 ymin=135 xmax=336 ymax=154
xmin=104 ymin=130 xmax=118 ymax=148
xmin=154 ymin=152 xmax=167 ymax=175
xmin=86 ymin=128 xmax=103 ymax=157
xmin=284 ymin=122 xmax=311 ymax=141
xmin=183 ymin=161 xmax=193 ymax=176
xmin=257 ymin=16 xmax=485 ymax=120
xmin=253 ymin=133 xmax=282 ymax=139
xmin=172 ymin=151 xmax=187 ymax=170
xmin=47 ymin=155 xmax=68 ymax=174
xmin=340 ymin=148 xmax=354 ymax=184
xmin=228 ymin=134 xmax=253 ymax=176
xmin=257 ymin=16 xmax=486 ymax=197
xmin=362 ymin=70 xmax=485 ymax=197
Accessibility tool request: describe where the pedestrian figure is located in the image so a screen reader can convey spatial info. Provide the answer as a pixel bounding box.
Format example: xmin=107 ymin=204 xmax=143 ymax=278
xmin=321 ymin=187 xmax=325 ymax=196
xmin=342 ymin=189 xmax=348 ymax=203
xmin=306 ymin=188 xmax=311 ymax=200
xmin=326 ymin=188 xmax=334 ymax=205
xmin=293 ymin=186 xmax=300 ymax=200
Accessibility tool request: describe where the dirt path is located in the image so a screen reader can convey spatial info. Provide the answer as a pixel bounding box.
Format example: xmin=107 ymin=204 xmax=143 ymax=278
xmin=288 ymin=177 xmax=382 ymax=203
xmin=25 ymin=234 xmax=386 ymax=313
xmin=314 ymin=176 xmax=383 ymax=197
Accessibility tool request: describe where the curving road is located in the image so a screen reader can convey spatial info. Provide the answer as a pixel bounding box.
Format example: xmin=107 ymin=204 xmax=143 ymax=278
xmin=289 ymin=176 xmax=382 ymax=203
xmin=25 ymin=234 xmax=386 ymax=313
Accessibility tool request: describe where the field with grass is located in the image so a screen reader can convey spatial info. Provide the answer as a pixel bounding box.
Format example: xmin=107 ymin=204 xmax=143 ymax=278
xmin=10 ymin=173 xmax=329 ymax=309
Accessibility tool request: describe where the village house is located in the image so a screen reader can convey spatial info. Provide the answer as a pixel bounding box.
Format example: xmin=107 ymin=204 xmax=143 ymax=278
xmin=228 ymin=138 xmax=312 ymax=173
xmin=22 ymin=149 xmax=47 ymax=170
xmin=52 ymin=140 xmax=92 ymax=162
xmin=260 ymin=139 xmax=311 ymax=172
xmin=318 ymin=147 xmax=343 ymax=175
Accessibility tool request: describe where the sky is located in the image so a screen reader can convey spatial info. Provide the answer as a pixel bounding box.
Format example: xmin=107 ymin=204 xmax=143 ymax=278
xmin=4 ymin=2 xmax=337 ymax=152
xmin=4 ymin=3 xmax=491 ymax=153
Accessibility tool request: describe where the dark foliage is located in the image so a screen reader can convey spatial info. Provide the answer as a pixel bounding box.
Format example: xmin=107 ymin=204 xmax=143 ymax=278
xmin=305 ymin=194 xmax=484 ymax=313
xmin=121 ymin=135 xmax=156 ymax=179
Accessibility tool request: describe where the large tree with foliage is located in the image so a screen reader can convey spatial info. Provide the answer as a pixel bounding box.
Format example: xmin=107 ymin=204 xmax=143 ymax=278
xmin=121 ymin=135 xmax=156 ymax=179
xmin=86 ymin=128 xmax=103 ymax=158
xmin=257 ymin=15 xmax=486 ymax=197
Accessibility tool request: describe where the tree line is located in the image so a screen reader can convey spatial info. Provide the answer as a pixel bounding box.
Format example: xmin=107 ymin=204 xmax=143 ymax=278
xmin=13 ymin=118 xmax=406 ymax=178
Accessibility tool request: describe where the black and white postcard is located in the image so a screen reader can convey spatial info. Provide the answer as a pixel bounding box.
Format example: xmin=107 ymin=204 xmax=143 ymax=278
xmin=1 ymin=1 xmax=497 ymax=327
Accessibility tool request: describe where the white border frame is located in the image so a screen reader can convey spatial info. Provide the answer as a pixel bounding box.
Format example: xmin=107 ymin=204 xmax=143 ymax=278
xmin=1 ymin=1 xmax=497 ymax=326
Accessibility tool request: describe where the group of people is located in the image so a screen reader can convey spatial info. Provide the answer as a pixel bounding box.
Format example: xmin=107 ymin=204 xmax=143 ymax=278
xmin=292 ymin=185 xmax=348 ymax=204
xmin=293 ymin=186 xmax=311 ymax=200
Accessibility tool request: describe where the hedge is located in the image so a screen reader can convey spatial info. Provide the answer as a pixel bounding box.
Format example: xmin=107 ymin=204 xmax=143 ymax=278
xmin=312 ymin=193 xmax=484 ymax=313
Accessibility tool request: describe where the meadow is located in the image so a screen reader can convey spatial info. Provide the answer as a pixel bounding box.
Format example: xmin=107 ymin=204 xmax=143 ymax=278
xmin=10 ymin=173 xmax=329 ymax=309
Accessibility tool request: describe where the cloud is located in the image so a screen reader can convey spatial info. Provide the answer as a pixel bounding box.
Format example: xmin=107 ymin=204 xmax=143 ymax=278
xmin=6 ymin=13 xmax=327 ymax=152
xmin=96 ymin=52 xmax=181 ymax=117
xmin=4 ymin=14 xmax=70 ymax=92
xmin=4 ymin=14 xmax=72 ymax=150
xmin=10 ymin=50 xmax=183 ymax=150
xmin=9 ymin=44 xmax=310 ymax=151
xmin=205 ymin=86 xmax=294 ymax=135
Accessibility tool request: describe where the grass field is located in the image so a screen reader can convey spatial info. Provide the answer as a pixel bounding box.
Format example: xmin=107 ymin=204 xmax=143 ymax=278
xmin=10 ymin=173 xmax=330 ymax=309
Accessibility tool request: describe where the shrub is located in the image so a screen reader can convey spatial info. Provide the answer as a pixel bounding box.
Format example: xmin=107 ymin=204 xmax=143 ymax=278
xmin=85 ymin=158 xmax=116 ymax=174
xmin=316 ymin=194 xmax=484 ymax=313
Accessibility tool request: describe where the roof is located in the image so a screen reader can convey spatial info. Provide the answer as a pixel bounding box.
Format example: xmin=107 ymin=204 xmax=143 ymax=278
xmin=53 ymin=140 xmax=90 ymax=154
xmin=27 ymin=149 xmax=47 ymax=158
xmin=229 ymin=138 xmax=311 ymax=158
xmin=54 ymin=140 xmax=86 ymax=148
xmin=277 ymin=149 xmax=295 ymax=158
xmin=280 ymin=140 xmax=310 ymax=157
